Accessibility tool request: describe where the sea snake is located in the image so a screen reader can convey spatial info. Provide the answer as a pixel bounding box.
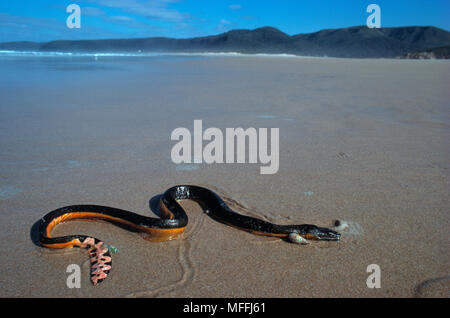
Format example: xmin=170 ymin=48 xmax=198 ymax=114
xmin=38 ymin=185 xmax=341 ymax=285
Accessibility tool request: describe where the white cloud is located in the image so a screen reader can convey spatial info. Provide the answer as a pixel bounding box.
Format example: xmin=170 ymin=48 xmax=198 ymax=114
xmin=84 ymin=0 xmax=188 ymax=21
xmin=109 ymin=16 xmax=135 ymax=22
xmin=0 ymin=12 xmax=128 ymax=42
xmin=229 ymin=4 xmax=242 ymax=10
xmin=82 ymin=7 xmax=106 ymax=17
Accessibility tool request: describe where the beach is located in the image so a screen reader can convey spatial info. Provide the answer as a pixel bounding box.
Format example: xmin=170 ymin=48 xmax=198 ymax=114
xmin=0 ymin=54 xmax=449 ymax=297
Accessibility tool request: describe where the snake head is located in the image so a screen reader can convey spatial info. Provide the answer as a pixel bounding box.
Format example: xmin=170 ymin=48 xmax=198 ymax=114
xmin=297 ymin=224 xmax=341 ymax=241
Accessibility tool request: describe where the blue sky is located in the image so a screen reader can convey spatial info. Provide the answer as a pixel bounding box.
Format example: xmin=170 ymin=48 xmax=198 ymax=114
xmin=0 ymin=0 xmax=449 ymax=42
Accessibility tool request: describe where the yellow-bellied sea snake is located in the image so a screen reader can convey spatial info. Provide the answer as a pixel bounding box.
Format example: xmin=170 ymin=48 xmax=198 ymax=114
xmin=38 ymin=185 xmax=340 ymax=285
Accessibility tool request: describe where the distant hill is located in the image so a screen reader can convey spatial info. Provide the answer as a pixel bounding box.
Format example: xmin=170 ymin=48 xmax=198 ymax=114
xmin=1 ymin=26 xmax=450 ymax=58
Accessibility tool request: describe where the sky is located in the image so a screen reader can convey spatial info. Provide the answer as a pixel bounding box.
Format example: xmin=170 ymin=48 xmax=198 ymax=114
xmin=0 ymin=0 xmax=449 ymax=42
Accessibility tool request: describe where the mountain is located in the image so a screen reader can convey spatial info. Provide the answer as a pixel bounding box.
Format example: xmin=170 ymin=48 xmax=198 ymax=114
xmin=1 ymin=26 xmax=450 ymax=58
xmin=289 ymin=26 xmax=450 ymax=57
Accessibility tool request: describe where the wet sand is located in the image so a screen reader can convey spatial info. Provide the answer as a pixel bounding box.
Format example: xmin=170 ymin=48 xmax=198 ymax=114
xmin=0 ymin=55 xmax=449 ymax=297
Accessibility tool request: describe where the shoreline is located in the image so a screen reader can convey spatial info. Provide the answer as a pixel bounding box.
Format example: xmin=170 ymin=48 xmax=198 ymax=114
xmin=2 ymin=50 xmax=450 ymax=61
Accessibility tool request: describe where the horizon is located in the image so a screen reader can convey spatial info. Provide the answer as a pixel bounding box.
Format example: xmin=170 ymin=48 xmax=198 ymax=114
xmin=0 ymin=0 xmax=449 ymax=43
xmin=2 ymin=24 xmax=450 ymax=44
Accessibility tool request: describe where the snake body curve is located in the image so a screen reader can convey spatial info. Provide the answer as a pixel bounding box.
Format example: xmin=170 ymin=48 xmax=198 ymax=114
xmin=38 ymin=185 xmax=340 ymax=285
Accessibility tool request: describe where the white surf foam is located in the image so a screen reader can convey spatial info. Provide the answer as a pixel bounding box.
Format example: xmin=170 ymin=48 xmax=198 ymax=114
xmin=0 ymin=50 xmax=314 ymax=59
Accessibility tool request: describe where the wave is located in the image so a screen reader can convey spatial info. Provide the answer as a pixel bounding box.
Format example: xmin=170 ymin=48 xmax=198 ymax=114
xmin=0 ymin=50 xmax=307 ymax=59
